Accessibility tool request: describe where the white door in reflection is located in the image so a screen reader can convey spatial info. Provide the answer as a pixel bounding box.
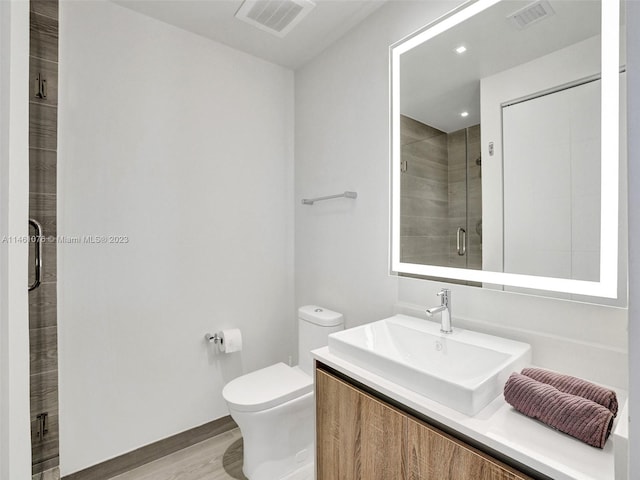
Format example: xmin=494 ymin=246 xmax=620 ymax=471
xmin=502 ymin=79 xmax=601 ymax=286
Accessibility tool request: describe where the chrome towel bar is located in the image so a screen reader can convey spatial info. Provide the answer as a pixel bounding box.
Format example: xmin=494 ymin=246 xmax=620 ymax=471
xmin=301 ymin=191 xmax=357 ymax=205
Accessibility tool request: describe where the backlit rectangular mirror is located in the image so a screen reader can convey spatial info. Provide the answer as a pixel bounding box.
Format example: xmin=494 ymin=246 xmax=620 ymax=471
xmin=390 ymin=0 xmax=625 ymax=300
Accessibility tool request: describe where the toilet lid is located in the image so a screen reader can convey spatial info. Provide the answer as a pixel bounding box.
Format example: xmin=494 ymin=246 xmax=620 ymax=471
xmin=222 ymin=362 xmax=313 ymax=413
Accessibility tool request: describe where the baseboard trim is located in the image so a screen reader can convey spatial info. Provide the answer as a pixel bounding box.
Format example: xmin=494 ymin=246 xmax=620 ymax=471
xmin=62 ymin=416 xmax=237 ymax=480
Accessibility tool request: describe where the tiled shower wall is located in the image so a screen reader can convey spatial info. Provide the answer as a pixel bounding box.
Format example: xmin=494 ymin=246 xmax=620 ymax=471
xmin=29 ymin=0 xmax=59 ymax=475
xmin=400 ymin=115 xmax=482 ymax=271
xmin=399 ymin=115 xmax=449 ymax=266
xmin=465 ymin=125 xmax=482 ymax=271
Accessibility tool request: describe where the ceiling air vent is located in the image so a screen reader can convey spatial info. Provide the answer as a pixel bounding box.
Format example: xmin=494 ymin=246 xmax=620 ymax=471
xmin=507 ymin=0 xmax=556 ymax=30
xmin=235 ymin=0 xmax=316 ymax=38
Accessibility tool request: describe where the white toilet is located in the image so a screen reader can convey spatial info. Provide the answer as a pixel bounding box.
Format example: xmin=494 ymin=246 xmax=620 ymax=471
xmin=222 ymin=305 xmax=344 ymax=480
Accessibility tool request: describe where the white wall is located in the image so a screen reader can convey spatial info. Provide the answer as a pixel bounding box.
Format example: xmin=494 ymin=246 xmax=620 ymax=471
xmin=481 ymin=36 xmax=602 ymax=278
xmin=626 ymin=3 xmax=640 ymax=478
xmin=480 ymin=36 xmax=628 ymax=306
xmin=0 ymin=0 xmax=628 ymax=477
xmin=295 ymin=0 xmax=628 ymax=391
xmin=502 ymin=81 xmax=601 ymax=283
xmin=295 ymin=1 xmax=463 ymax=329
xmin=0 ymin=1 xmax=32 ymax=479
xmin=397 ymin=282 xmax=627 ymax=388
xmin=58 ymin=1 xmax=294 ymax=474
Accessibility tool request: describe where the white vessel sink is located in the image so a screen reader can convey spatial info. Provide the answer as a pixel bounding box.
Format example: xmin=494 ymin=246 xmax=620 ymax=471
xmin=327 ymin=314 xmax=531 ymax=416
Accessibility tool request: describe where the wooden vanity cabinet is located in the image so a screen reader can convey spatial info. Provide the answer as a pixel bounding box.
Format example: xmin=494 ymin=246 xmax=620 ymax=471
xmin=316 ymin=368 xmax=407 ymax=479
xmin=407 ymin=416 xmax=532 ymax=480
xmin=316 ymin=366 xmax=534 ymax=480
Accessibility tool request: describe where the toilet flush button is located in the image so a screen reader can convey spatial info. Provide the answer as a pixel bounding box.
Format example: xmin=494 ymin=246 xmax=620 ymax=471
xmin=314 ymin=308 xmax=323 ymax=312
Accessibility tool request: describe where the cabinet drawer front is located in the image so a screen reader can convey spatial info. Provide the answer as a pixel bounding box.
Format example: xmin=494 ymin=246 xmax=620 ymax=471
xmin=408 ymin=418 xmax=533 ymax=480
xmin=316 ymin=369 xmax=407 ymax=480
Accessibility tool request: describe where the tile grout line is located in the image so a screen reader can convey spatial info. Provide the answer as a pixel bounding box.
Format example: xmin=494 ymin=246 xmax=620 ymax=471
xmin=30 ymin=102 xmax=59 ymax=110
xmin=30 ymin=54 xmax=58 ymax=66
xmin=29 ymin=55 xmax=59 ymax=64
xmin=30 ymin=12 xmax=59 ymax=23
xmin=30 ymin=147 xmax=58 ymax=154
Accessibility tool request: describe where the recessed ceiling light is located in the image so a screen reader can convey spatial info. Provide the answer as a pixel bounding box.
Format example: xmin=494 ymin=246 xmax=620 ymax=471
xmin=461 ymin=111 xmax=469 ymax=117
xmin=455 ymin=45 xmax=467 ymax=54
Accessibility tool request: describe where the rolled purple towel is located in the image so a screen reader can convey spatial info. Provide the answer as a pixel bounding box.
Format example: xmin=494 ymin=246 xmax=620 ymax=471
xmin=522 ymin=367 xmax=618 ymax=417
xmin=504 ymin=373 xmax=614 ymax=449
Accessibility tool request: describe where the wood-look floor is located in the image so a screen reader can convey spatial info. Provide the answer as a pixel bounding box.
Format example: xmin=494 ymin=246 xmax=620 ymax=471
xmin=32 ymin=467 xmax=60 ymax=480
xmin=107 ymin=428 xmax=247 ymax=480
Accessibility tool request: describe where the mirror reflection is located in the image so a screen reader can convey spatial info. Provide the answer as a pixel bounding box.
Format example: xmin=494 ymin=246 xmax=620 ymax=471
xmin=398 ymin=0 xmax=610 ymax=285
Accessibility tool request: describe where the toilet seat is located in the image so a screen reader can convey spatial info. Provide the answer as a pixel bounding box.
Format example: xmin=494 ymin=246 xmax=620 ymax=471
xmin=223 ymin=362 xmax=312 ymax=413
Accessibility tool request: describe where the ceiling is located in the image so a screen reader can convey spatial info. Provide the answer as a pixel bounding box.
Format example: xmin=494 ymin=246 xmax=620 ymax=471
xmin=114 ymin=0 xmax=387 ymax=69
xmin=400 ymin=0 xmax=603 ymax=133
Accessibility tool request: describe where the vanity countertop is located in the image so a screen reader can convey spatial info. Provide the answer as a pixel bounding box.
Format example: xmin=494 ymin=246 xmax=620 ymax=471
xmin=312 ymin=346 xmax=627 ymax=480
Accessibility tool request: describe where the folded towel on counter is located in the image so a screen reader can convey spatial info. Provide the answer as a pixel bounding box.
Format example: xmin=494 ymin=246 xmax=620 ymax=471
xmin=504 ymin=373 xmax=614 ymax=449
xmin=521 ymin=367 xmax=618 ymax=417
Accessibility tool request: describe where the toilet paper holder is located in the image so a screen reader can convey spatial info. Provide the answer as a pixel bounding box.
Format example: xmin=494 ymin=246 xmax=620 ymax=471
xmin=205 ymin=333 xmax=223 ymax=345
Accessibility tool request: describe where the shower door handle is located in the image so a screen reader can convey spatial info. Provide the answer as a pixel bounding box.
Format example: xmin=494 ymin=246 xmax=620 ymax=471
xmin=456 ymin=227 xmax=466 ymax=256
xmin=28 ymin=218 xmax=43 ymax=291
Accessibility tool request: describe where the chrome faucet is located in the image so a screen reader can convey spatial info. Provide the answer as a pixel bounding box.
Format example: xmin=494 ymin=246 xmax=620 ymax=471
xmin=426 ymin=288 xmax=452 ymax=334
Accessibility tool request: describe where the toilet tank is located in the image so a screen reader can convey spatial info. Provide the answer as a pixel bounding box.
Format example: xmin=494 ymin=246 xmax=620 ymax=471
xmin=298 ymin=305 xmax=344 ymax=375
